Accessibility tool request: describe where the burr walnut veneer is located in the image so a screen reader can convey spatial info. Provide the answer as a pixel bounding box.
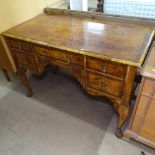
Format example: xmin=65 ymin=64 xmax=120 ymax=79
xmin=2 ymin=10 xmax=155 ymax=137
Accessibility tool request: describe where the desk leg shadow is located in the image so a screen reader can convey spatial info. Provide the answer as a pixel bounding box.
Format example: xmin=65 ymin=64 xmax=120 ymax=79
xmin=2 ymin=69 xmax=10 ymax=81
xmin=17 ymin=67 xmax=33 ymax=97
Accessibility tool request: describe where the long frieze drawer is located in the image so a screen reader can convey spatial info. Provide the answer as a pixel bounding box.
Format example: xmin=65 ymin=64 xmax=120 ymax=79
xmin=14 ymin=51 xmax=37 ymax=69
xmin=7 ymin=38 xmax=32 ymax=52
xmin=86 ymin=57 xmax=127 ymax=78
xmin=86 ymin=71 xmax=124 ymax=97
xmin=33 ymin=46 xmax=84 ymax=66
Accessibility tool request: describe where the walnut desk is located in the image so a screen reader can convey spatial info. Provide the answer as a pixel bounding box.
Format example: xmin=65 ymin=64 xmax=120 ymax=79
xmin=2 ymin=10 xmax=155 ymax=137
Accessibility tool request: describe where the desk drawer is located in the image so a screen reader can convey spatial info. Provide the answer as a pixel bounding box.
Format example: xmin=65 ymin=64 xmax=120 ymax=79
xmin=34 ymin=46 xmax=84 ymax=67
xmin=8 ymin=38 xmax=32 ymax=52
xmin=14 ymin=51 xmax=37 ymax=70
xmin=86 ymin=57 xmax=127 ymax=78
xmin=8 ymin=38 xmax=19 ymax=49
xmin=87 ymin=71 xmax=124 ymax=97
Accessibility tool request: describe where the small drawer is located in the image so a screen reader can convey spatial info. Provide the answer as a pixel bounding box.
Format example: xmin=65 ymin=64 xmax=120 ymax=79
xmin=19 ymin=41 xmax=32 ymax=52
xmin=7 ymin=38 xmax=32 ymax=52
xmin=8 ymin=38 xmax=20 ymax=49
xmin=86 ymin=71 xmax=124 ymax=97
xmin=14 ymin=51 xmax=37 ymax=70
xmin=86 ymin=57 xmax=127 ymax=78
xmin=45 ymin=48 xmax=84 ymax=66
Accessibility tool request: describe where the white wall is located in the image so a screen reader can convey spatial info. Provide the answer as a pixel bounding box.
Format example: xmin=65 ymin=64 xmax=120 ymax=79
xmin=0 ymin=0 xmax=62 ymax=33
xmin=0 ymin=0 xmax=61 ymax=71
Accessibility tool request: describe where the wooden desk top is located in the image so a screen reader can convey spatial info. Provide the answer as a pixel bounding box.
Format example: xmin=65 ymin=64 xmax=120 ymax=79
xmin=2 ymin=13 xmax=155 ymax=67
xmin=142 ymin=42 xmax=155 ymax=79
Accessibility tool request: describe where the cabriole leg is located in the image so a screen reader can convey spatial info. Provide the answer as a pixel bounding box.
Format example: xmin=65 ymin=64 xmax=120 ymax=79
xmin=17 ymin=68 xmax=33 ymax=97
xmin=2 ymin=69 xmax=10 ymax=81
xmin=115 ymin=66 xmax=136 ymax=138
xmin=116 ymin=104 xmax=130 ymax=138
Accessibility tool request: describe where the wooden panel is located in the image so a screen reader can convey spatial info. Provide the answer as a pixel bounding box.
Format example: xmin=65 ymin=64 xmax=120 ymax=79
xmin=86 ymin=71 xmax=124 ymax=97
xmin=142 ymin=42 xmax=155 ymax=79
xmin=131 ymin=115 xmax=142 ymax=132
xmin=136 ymin=95 xmax=150 ymax=115
xmin=0 ymin=38 xmax=14 ymax=71
xmin=86 ymin=57 xmax=127 ymax=78
xmin=140 ymin=99 xmax=155 ymax=141
xmin=142 ymin=78 xmax=155 ymax=96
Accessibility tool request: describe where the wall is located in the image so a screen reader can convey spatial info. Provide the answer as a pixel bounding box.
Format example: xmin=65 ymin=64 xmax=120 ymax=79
xmin=0 ymin=0 xmax=63 ymax=33
xmin=0 ymin=0 xmax=60 ymax=71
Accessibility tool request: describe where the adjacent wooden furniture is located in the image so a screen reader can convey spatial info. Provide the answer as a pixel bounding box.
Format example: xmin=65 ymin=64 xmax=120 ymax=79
xmin=123 ymin=42 xmax=155 ymax=148
xmin=1 ymin=9 xmax=154 ymax=137
xmin=97 ymin=0 xmax=104 ymax=12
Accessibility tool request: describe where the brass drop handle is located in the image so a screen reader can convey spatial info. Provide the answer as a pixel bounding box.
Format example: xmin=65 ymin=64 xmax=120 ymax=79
xmin=102 ymin=64 xmax=106 ymax=73
xmin=67 ymin=56 xmax=71 ymax=64
xmin=102 ymin=83 xmax=107 ymax=91
xmin=24 ymin=58 xmax=28 ymax=65
xmin=19 ymin=44 xmax=22 ymax=50
xmin=101 ymin=76 xmax=107 ymax=91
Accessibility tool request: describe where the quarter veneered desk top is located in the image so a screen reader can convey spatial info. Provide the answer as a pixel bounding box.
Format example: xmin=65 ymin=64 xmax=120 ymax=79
xmin=2 ymin=13 xmax=155 ymax=66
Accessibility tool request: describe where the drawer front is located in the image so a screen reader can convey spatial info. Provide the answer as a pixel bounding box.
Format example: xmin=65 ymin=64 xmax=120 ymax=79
xmin=14 ymin=51 xmax=36 ymax=69
xmin=140 ymin=99 xmax=155 ymax=141
xmin=46 ymin=48 xmax=84 ymax=66
xmin=8 ymin=38 xmax=19 ymax=49
xmin=86 ymin=57 xmax=127 ymax=78
xmin=33 ymin=46 xmax=84 ymax=67
xmin=8 ymin=38 xmax=32 ymax=52
xmin=86 ymin=71 xmax=124 ymax=97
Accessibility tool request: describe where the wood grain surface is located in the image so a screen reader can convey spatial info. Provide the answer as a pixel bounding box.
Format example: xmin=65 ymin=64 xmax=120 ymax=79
xmin=2 ymin=14 xmax=155 ymax=66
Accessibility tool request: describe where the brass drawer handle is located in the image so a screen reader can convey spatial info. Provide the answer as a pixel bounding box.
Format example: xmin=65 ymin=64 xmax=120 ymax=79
xmin=102 ymin=83 xmax=107 ymax=91
xmin=19 ymin=44 xmax=22 ymax=50
xmin=102 ymin=64 xmax=106 ymax=73
xmin=67 ymin=56 xmax=71 ymax=64
xmin=24 ymin=58 xmax=29 ymax=65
